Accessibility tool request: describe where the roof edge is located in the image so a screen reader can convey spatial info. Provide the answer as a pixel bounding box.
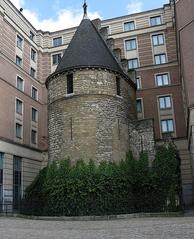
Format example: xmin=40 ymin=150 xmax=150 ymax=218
xmin=45 ymin=66 xmax=136 ymax=89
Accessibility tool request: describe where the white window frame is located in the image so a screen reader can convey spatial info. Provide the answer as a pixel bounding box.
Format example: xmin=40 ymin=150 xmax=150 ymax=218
xmin=155 ymin=73 xmax=170 ymax=87
xmin=31 ymin=129 xmax=38 ymax=145
xmin=30 ymin=67 xmax=36 ymax=78
xmin=52 ymin=36 xmax=62 ymax=47
xmin=158 ymin=96 xmax=172 ymax=110
xmin=31 ymin=86 xmax=38 ymax=100
xmin=161 ymin=119 xmax=174 ymax=133
xmin=16 ymin=55 xmax=22 ymax=67
xmin=150 ymin=16 xmax=162 ymax=26
xmin=16 ymin=35 xmax=23 ymax=50
xmin=15 ymin=123 xmax=23 ymax=139
xmin=123 ymin=21 xmax=136 ymax=32
xmin=15 ymin=98 xmax=23 ymax=115
xmin=152 ymin=33 xmax=165 ymax=46
xmin=128 ymin=58 xmax=139 ymax=69
xmin=29 ymin=31 xmax=35 ymax=41
xmin=136 ymin=77 xmax=142 ymax=90
xmin=31 ymin=107 xmax=38 ymax=122
xmin=16 ymin=75 xmax=24 ymax=92
xmin=136 ymin=98 xmax=143 ymax=113
xmin=31 ymin=48 xmax=37 ymax=62
xmin=52 ymin=53 xmax=62 ymax=65
xmin=154 ymin=54 xmax=167 ymax=65
xmin=125 ymin=38 xmax=137 ymax=51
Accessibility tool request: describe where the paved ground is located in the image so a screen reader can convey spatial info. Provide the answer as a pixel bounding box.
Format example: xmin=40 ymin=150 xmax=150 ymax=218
xmin=0 ymin=217 xmax=194 ymax=239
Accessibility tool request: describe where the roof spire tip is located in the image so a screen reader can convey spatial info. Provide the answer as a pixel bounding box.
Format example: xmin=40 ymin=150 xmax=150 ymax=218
xmin=83 ymin=0 xmax=89 ymax=19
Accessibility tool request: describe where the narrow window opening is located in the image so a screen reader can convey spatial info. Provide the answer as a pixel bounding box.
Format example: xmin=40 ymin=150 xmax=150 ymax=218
xmin=70 ymin=117 xmax=73 ymax=141
xmin=116 ymin=77 xmax=121 ymax=96
xmin=67 ymin=73 xmax=73 ymax=94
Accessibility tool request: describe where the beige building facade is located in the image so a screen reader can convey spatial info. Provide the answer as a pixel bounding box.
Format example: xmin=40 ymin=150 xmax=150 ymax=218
xmin=0 ymin=0 xmax=194 ymax=208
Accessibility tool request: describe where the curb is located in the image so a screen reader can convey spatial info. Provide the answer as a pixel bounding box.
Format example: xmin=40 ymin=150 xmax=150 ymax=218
xmin=6 ymin=212 xmax=184 ymax=221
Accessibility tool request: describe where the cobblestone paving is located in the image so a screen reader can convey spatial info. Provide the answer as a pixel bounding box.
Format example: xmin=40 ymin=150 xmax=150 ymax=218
xmin=0 ymin=217 xmax=194 ymax=239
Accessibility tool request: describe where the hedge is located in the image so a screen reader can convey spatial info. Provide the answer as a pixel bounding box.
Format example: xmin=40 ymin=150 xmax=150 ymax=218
xmin=21 ymin=143 xmax=181 ymax=216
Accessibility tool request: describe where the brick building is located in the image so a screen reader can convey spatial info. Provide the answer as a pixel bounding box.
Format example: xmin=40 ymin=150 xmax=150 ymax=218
xmin=0 ymin=0 xmax=194 ymax=208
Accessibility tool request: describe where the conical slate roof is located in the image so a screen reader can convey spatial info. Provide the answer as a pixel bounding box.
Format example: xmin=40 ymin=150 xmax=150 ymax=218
xmin=54 ymin=18 xmax=126 ymax=76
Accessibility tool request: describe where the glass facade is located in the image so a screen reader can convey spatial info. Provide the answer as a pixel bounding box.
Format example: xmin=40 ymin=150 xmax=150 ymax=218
xmin=0 ymin=153 xmax=3 ymax=208
xmin=13 ymin=156 xmax=22 ymax=209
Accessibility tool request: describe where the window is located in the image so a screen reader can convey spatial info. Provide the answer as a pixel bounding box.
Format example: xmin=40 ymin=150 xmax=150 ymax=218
xmin=159 ymin=96 xmax=172 ymax=109
xmin=150 ymin=16 xmax=162 ymax=26
xmin=29 ymin=31 xmax=34 ymax=40
xmin=13 ymin=156 xmax=22 ymax=209
xmin=16 ymin=35 xmax=23 ymax=49
xmin=124 ymin=21 xmax=135 ymax=31
xmin=16 ymin=123 xmax=22 ymax=139
xmin=16 ymin=76 xmax=24 ymax=91
xmin=106 ymin=26 xmax=111 ymax=34
xmin=31 ymin=49 xmax=36 ymax=62
xmin=136 ymin=77 xmax=142 ymax=89
xmin=128 ymin=58 xmax=139 ymax=69
xmin=67 ymin=74 xmax=73 ymax=94
xmin=31 ymin=130 xmax=37 ymax=145
xmin=32 ymin=108 xmax=38 ymax=122
xmin=53 ymin=37 xmax=62 ymax=47
xmin=31 ymin=87 xmax=38 ymax=100
xmin=125 ymin=39 xmax=137 ymax=51
xmin=16 ymin=55 xmax=22 ymax=67
xmin=154 ymin=54 xmax=167 ymax=65
xmin=116 ymin=77 xmax=121 ymax=96
xmin=52 ymin=53 xmax=62 ymax=65
xmin=161 ymin=119 xmax=174 ymax=133
xmin=30 ymin=67 xmax=36 ymax=78
xmin=156 ymin=73 xmax=170 ymax=86
xmin=16 ymin=99 xmax=23 ymax=115
xmin=152 ymin=34 xmax=164 ymax=46
xmin=136 ymin=99 xmax=142 ymax=113
xmin=0 ymin=153 xmax=4 ymax=204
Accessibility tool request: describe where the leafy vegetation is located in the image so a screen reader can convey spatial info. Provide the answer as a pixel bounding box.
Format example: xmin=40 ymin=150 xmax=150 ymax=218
xmin=21 ymin=143 xmax=181 ymax=216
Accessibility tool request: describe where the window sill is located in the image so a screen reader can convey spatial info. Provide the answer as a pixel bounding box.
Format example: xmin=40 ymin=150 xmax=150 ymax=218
xmin=66 ymin=93 xmax=74 ymax=97
xmin=116 ymin=95 xmax=123 ymax=99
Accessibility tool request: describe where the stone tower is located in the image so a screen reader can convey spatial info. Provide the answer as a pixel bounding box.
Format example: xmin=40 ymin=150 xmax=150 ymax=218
xmin=46 ymin=7 xmax=152 ymax=163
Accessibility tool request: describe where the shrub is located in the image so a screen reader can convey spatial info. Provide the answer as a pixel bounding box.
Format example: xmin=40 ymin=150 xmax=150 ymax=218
xmin=21 ymin=143 xmax=181 ymax=216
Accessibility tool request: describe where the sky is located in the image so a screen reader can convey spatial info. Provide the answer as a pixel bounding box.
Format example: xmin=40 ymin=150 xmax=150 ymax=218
xmin=9 ymin=0 xmax=169 ymax=31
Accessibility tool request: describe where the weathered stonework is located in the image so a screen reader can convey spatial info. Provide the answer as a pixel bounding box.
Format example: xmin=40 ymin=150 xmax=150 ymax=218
xmin=48 ymin=69 xmax=138 ymax=163
xmin=129 ymin=119 xmax=155 ymax=160
xmin=48 ymin=68 xmax=155 ymax=163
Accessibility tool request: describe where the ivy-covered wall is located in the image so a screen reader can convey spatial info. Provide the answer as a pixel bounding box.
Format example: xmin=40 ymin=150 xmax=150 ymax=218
xmin=21 ymin=144 xmax=181 ymax=216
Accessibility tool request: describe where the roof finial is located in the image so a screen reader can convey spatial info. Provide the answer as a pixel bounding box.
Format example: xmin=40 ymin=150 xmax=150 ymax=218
xmin=83 ymin=0 xmax=88 ymax=19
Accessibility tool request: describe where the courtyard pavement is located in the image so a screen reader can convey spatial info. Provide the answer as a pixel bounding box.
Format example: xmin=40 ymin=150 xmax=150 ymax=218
xmin=0 ymin=216 xmax=194 ymax=239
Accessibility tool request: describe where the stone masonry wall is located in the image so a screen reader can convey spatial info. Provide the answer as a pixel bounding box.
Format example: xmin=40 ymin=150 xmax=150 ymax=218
xmin=129 ymin=119 xmax=155 ymax=160
xmin=48 ymin=69 xmax=137 ymax=163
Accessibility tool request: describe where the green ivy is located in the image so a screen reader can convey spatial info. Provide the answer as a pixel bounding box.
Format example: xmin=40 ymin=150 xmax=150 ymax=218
xmin=21 ymin=143 xmax=181 ymax=216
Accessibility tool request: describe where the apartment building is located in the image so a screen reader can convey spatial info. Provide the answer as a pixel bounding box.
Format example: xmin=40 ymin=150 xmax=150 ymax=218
xmin=175 ymin=0 xmax=194 ymax=201
xmin=0 ymin=0 xmax=48 ymax=209
xmin=0 ymin=0 xmax=193 ymax=208
xmin=101 ymin=1 xmax=193 ymax=205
